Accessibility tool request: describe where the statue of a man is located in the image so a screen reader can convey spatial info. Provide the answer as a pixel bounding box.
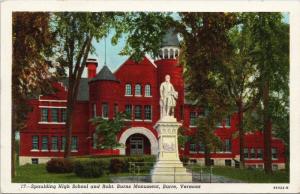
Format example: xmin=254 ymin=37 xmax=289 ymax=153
xmin=160 ymin=74 xmax=178 ymax=118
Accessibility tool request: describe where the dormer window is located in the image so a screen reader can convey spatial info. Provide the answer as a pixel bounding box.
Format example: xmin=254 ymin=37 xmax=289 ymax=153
xmin=145 ymin=84 xmax=151 ymax=97
xmin=135 ymin=84 xmax=142 ymax=96
xmin=125 ymin=84 xmax=132 ymax=96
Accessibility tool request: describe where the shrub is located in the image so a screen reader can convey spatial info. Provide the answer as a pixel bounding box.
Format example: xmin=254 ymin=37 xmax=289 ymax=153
xmin=46 ymin=158 xmax=74 ymax=173
xmin=74 ymin=160 xmax=107 ymax=178
xmin=180 ymin=156 xmax=189 ymax=165
xmin=109 ymin=159 xmax=125 ymax=174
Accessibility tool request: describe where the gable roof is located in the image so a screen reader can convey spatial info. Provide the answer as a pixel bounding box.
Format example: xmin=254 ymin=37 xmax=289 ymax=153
xmin=89 ymin=65 xmax=119 ymax=83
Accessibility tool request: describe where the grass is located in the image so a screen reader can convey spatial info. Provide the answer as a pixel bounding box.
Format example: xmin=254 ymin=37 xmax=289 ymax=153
xmin=13 ymin=164 xmax=111 ymax=183
xmin=189 ymin=165 xmax=289 ymax=183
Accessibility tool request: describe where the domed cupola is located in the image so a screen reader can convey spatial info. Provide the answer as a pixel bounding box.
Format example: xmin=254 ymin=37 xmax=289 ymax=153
xmin=158 ymin=28 xmax=180 ymax=60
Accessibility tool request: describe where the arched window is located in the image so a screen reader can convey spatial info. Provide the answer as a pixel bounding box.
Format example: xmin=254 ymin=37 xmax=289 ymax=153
xmin=145 ymin=84 xmax=151 ymax=97
xmin=135 ymin=84 xmax=142 ymax=96
xmin=175 ymin=49 xmax=179 ymax=58
xmin=170 ymin=49 xmax=174 ymax=59
xmin=164 ymin=48 xmax=168 ymax=59
xmin=125 ymin=84 xmax=132 ymax=96
xmin=159 ymin=49 xmax=163 ymax=59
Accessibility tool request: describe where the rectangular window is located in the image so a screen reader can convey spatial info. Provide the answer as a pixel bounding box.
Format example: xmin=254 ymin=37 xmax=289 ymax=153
xmin=125 ymin=84 xmax=132 ymax=95
xmin=61 ymin=109 xmax=67 ymax=122
xmin=51 ymin=136 xmax=58 ymax=150
xmin=250 ymin=148 xmax=256 ymax=159
xmin=102 ymin=103 xmax=109 ymax=118
xmin=71 ymin=136 xmax=78 ymax=150
xmin=32 ymin=158 xmax=39 ymax=164
xmin=125 ymin=104 xmax=132 ymax=119
xmin=61 ymin=136 xmax=66 ymax=150
xmin=190 ymin=112 xmax=197 ymax=126
xmin=224 ymin=139 xmax=231 ymax=152
xmin=135 ymin=105 xmax=142 ymax=120
xmin=225 ymin=116 xmax=231 ymax=127
xmin=51 ymin=108 xmax=59 ymax=122
xmin=32 ymin=136 xmax=39 ymax=150
xmin=41 ymin=108 xmax=48 ymax=122
xmin=93 ymin=103 xmax=97 ymax=118
xmin=257 ymin=148 xmax=263 ymax=159
xmin=243 ymin=148 xmax=249 ymax=159
xmin=144 ymin=105 xmax=152 ymax=120
xmin=42 ymin=136 xmax=48 ymax=150
xmin=199 ymin=142 xmax=205 ymax=152
xmin=189 ymin=143 xmax=196 ymax=153
xmin=114 ymin=103 xmax=118 ymax=116
xmin=272 ymin=148 xmax=278 ymax=159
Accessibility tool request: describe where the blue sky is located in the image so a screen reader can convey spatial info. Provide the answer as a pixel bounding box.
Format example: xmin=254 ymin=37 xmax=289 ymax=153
xmin=84 ymin=12 xmax=289 ymax=77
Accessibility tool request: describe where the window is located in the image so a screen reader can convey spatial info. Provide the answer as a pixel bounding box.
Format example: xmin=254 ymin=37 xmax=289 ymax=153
xmin=51 ymin=136 xmax=58 ymax=150
xmin=51 ymin=108 xmax=59 ymax=122
xmin=71 ymin=136 xmax=78 ymax=151
xmin=224 ymin=139 xmax=231 ymax=152
xmin=272 ymin=164 xmax=278 ymax=170
xmin=243 ymin=148 xmax=249 ymax=159
xmin=170 ymin=49 xmax=174 ymax=58
xmin=135 ymin=84 xmax=142 ymax=96
xmin=102 ymin=103 xmax=109 ymax=118
xmin=114 ymin=104 xmax=118 ymax=116
xmin=189 ymin=143 xmax=196 ymax=153
xmin=145 ymin=84 xmax=151 ymax=97
xmin=272 ymin=148 xmax=278 ymax=159
xmin=190 ymin=112 xmax=197 ymax=126
xmin=134 ymin=105 xmax=142 ymax=120
xmin=257 ymin=148 xmax=263 ymax=159
xmin=225 ymin=160 xmax=232 ymax=167
xmin=250 ymin=148 xmax=256 ymax=159
xmin=125 ymin=84 xmax=132 ymax=96
xmin=144 ymin=105 xmax=152 ymax=120
xmin=92 ymin=103 xmax=97 ymax=117
xmin=125 ymin=104 xmax=132 ymax=119
xmin=32 ymin=136 xmax=39 ymax=150
xmin=175 ymin=50 xmax=179 ymax=58
xmin=41 ymin=108 xmax=48 ymax=122
xmin=42 ymin=136 xmax=48 ymax=150
xmin=61 ymin=136 xmax=66 ymax=150
xmin=32 ymin=158 xmax=39 ymax=164
xmin=61 ymin=109 xmax=67 ymax=122
xmin=225 ymin=116 xmax=231 ymax=127
xmin=199 ymin=142 xmax=205 ymax=152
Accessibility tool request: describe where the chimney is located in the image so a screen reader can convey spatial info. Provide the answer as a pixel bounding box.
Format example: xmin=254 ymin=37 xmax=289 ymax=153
xmin=86 ymin=58 xmax=98 ymax=79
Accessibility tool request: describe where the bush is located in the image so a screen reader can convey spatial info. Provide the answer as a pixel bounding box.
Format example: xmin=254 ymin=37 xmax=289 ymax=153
xmin=46 ymin=158 xmax=74 ymax=173
xmin=180 ymin=156 xmax=189 ymax=165
xmin=74 ymin=160 xmax=107 ymax=178
xmin=109 ymin=159 xmax=125 ymax=174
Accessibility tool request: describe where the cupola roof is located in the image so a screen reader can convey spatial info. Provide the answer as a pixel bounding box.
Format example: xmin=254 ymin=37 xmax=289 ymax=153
xmin=161 ymin=28 xmax=180 ymax=47
xmin=89 ymin=65 xmax=119 ymax=83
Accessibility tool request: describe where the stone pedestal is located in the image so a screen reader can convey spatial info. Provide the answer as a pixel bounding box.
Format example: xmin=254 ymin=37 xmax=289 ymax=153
xmin=151 ymin=116 xmax=192 ymax=183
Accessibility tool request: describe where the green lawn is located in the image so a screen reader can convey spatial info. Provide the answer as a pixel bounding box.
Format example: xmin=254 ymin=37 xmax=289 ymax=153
xmin=190 ymin=165 xmax=289 ymax=183
xmin=13 ymin=164 xmax=111 ymax=183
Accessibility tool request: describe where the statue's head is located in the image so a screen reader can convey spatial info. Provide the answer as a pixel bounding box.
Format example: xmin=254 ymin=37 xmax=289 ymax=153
xmin=165 ymin=74 xmax=170 ymax=82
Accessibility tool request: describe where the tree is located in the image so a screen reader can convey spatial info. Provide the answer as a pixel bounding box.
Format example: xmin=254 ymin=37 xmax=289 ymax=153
xmin=176 ymin=13 xmax=237 ymax=166
xmin=89 ymin=112 xmax=128 ymax=151
xmin=194 ymin=105 xmax=224 ymax=166
xmin=247 ymin=13 xmax=289 ymax=174
xmin=54 ymin=12 xmax=173 ymax=157
xmin=211 ymin=14 xmax=262 ymax=168
xmin=12 ymin=12 xmax=56 ymax=177
xmin=54 ymin=12 xmax=119 ymax=157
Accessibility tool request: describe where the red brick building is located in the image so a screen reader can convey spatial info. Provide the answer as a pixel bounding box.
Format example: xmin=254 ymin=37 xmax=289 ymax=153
xmin=19 ymin=30 xmax=286 ymax=170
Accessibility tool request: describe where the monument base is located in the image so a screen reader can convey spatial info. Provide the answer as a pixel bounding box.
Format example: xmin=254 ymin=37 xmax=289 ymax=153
xmin=151 ymin=161 xmax=192 ymax=183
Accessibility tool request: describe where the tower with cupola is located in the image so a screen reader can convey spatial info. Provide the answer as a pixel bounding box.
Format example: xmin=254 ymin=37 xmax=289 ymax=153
xmin=155 ymin=29 xmax=184 ymax=121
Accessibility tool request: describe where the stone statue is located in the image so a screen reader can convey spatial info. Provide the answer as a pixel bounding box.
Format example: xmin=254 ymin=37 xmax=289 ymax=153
xmin=160 ymin=74 xmax=178 ymax=118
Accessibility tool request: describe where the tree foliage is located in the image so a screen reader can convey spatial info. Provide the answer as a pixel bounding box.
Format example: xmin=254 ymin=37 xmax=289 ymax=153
xmin=89 ymin=112 xmax=129 ymax=149
xmin=12 ymin=12 xmax=56 ymax=177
